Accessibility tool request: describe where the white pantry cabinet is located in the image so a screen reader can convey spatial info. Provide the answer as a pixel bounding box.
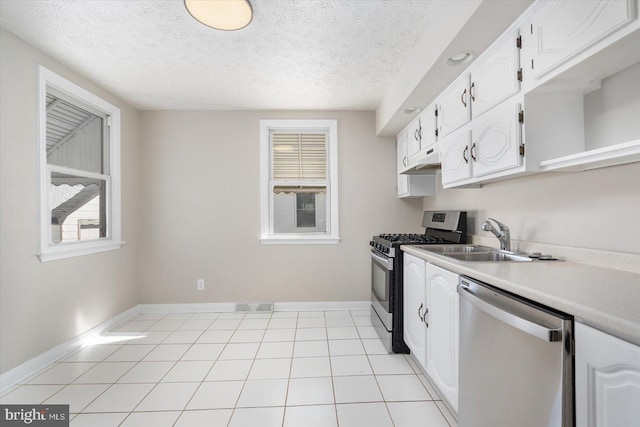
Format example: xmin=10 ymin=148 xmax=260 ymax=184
xmin=403 ymin=253 xmax=428 ymax=373
xmin=425 ymin=263 xmax=459 ymax=413
xmin=575 ymin=322 xmax=640 ymax=427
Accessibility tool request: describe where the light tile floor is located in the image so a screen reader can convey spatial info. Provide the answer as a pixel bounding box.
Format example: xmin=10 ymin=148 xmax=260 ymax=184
xmin=0 ymin=310 xmax=457 ymax=427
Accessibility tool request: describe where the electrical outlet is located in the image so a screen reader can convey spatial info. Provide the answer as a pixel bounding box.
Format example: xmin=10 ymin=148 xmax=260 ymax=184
xmin=197 ymin=279 xmax=204 ymax=290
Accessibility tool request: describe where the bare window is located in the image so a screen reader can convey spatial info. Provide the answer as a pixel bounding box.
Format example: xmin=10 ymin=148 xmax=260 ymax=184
xmin=38 ymin=66 xmax=122 ymax=261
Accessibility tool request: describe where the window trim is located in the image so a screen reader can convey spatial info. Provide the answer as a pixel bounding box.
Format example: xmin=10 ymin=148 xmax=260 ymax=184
xmin=259 ymin=119 xmax=340 ymax=244
xmin=37 ymin=66 xmax=123 ymax=262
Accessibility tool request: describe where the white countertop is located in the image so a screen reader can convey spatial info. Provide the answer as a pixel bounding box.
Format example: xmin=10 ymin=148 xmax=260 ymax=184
xmin=401 ymin=245 xmax=640 ymax=346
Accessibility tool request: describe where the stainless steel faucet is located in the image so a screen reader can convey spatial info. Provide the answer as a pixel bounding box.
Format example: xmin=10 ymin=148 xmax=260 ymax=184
xmin=481 ymin=218 xmax=511 ymax=251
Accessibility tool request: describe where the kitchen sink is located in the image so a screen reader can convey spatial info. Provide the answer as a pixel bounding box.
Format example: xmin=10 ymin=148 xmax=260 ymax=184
xmin=414 ymin=244 xmax=494 ymax=254
xmin=414 ymin=244 xmax=534 ymax=262
xmin=443 ymin=251 xmax=533 ymax=262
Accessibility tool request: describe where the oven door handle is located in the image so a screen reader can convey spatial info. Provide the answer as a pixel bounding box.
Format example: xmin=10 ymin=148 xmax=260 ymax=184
xmin=371 ymin=250 xmax=393 ymax=271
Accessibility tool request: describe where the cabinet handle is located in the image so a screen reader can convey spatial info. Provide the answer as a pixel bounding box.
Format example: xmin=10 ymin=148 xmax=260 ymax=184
xmin=418 ymin=303 xmax=424 ymax=321
xmin=470 ymin=82 xmax=476 ymax=102
xmin=463 ymin=146 xmax=469 ymax=164
xmin=461 ymin=88 xmax=467 ymax=107
xmin=414 ymin=129 xmax=419 ymax=141
xmin=423 ymin=307 xmax=429 ymax=327
xmin=403 ymin=156 xmax=407 ymax=167
xmin=471 ymin=142 xmax=477 ymax=161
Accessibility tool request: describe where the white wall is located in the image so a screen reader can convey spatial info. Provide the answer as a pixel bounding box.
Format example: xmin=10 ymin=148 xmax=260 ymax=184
xmin=423 ymin=162 xmax=640 ymax=254
xmin=139 ymin=110 xmax=424 ymax=304
xmin=0 ymin=29 xmax=141 ymax=374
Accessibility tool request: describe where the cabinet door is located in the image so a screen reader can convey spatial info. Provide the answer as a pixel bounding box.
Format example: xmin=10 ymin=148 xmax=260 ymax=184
xmin=531 ymin=0 xmax=636 ymax=79
xmin=397 ymin=130 xmax=409 ymax=196
xmin=471 ymin=31 xmax=521 ymax=118
xmin=420 ymin=104 xmax=438 ymax=151
xmin=575 ymin=322 xmax=640 ymax=427
xmin=425 ymin=264 xmax=459 ymax=412
xmin=471 ymin=100 xmax=522 ymax=178
xmin=403 ymin=253 xmax=427 ymax=372
xmin=407 ymin=117 xmax=422 ymax=159
xmin=441 ymin=130 xmax=472 ymax=186
xmin=439 ymin=74 xmax=471 ymax=137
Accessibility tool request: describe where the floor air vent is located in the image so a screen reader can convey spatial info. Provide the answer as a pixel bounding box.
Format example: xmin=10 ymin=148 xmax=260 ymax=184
xmin=234 ymin=302 xmax=274 ymax=313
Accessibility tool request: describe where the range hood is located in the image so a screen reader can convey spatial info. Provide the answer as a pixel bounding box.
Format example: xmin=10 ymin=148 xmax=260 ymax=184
xmin=399 ymin=145 xmax=441 ymax=175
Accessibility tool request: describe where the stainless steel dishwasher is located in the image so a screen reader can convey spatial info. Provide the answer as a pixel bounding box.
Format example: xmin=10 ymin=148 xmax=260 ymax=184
xmin=458 ymin=276 xmax=574 ymax=427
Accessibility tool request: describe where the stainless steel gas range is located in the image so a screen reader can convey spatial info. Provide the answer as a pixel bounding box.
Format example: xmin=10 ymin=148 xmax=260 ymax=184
xmin=369 ymin=211 xmax=467 ymax=353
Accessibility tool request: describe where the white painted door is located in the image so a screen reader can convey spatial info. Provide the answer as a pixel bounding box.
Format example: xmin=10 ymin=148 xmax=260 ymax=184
xmin=403 ymin=253 xmax=427 ymax=372
xmin=425 ymin=263 xmax=459 ymax=412
xmin=441 ymin=130 xmax=472 ymax=186
xmin=575 ymin=322 xmax=640 ymax=427
xmin=471 ymin=30 xmax=521 ymax=118
xmin=471 ymin=100 xmax=523 ymax=178
xmin=531 ymin=0 xmax=636 ymax=79
xmin=438 ymin=73 xmax=471 ymax=137
xmin=396 ymin=130 xmax=409 ymax=196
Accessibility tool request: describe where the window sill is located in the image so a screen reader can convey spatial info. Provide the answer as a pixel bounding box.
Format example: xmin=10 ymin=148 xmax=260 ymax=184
xmin=260 ymin=236 xmax=341 ymax=245
xmin=37 ymin=240 xmax=124 ymax=262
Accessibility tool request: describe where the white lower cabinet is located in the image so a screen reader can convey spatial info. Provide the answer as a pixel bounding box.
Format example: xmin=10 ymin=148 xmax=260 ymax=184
xmin=403 ymin=253 xmax=428 ymax=372
xmin=575 ymin=322 xmax=640 ymax=427
xmin=402 ymin=253 xmax=460 ymax=413
xmin=425 ymin=263 xmax=459 ymax=413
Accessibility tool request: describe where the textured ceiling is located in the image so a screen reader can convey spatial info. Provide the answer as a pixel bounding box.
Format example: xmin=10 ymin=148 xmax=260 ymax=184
xmin=0 ymin=0 xmax=441 ymax=111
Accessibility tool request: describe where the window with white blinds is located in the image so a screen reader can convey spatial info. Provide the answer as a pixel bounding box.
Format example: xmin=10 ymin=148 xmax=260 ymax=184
xmin=271 ymin=133 xmax=327 ymax=181
xmin=260 ymin=120 xmax=339 ymax=244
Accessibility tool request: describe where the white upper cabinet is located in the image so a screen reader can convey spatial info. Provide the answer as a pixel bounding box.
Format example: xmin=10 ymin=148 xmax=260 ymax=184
xmin=470 ymin=31 xmax=522 ymax=118
xmin=441 ymin=99 xmax=523 ymax=186
xmin=471 ymin=100 xmax=523 ymax=178
xmin=397 ymin=0 xmax=640 ymax=187
xmin=397 ymin=130 xmax=437 ymax=198
xmin=530 ymin=0 xmax=637 ymax=80
xmin=441 ymin=130 xmax=472 ymax=186
xmin=419 ymin=104 xmax=438 ymax=152
xmin=407 ymin=117 xmax=422 ymax=160
xmin=575 ymin=322 xmax=640 ymax=427
xmin=438 ymin=74 xmax=471 ymax=137
xmin=397 ymin=129 xmax=409 ymax=196
xmin=406 ymin=105 xmax=438 ymax=164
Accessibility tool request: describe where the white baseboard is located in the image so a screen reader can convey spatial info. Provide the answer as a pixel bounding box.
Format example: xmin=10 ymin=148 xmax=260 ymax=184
xmin=274 ymin=301 xmax=370 ymax=311
xmin=136 ymin=303 xmax=236 ymax=313
xmin=0 ymin=305 xmax=142 ymax=394
xmin=0 ymin=300 xmax=370 ymax=394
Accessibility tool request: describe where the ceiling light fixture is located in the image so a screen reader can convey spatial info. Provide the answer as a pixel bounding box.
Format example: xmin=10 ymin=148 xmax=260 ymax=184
xmin=403 ymin=107 xmax=421 ymax=114
xmin=184 ymin=0 xmax=253 ymax=31
xmin=445 ymin=51 xmax=474 ymax=66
